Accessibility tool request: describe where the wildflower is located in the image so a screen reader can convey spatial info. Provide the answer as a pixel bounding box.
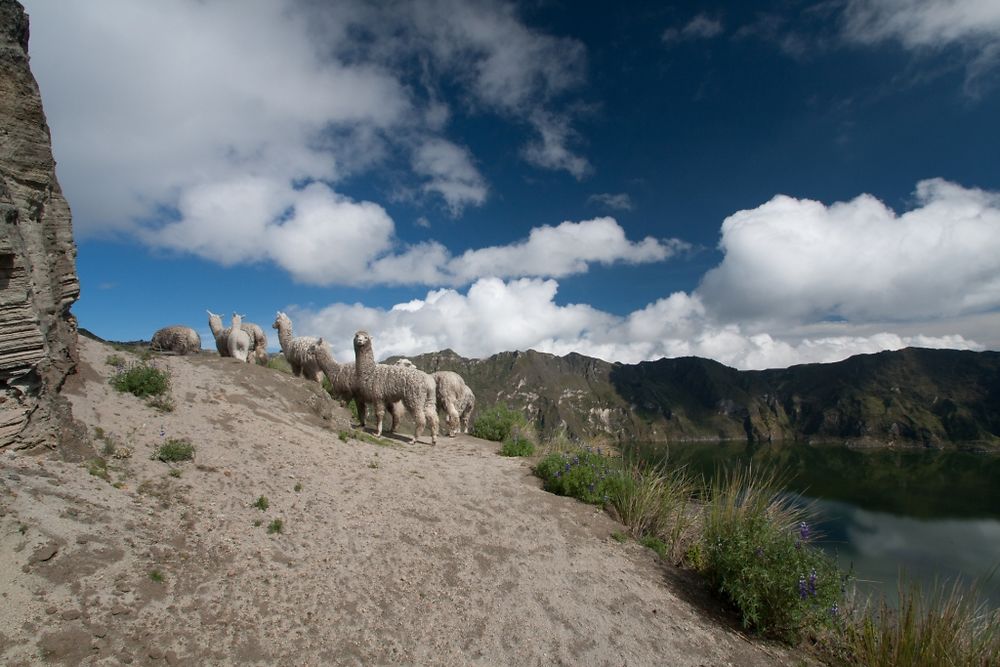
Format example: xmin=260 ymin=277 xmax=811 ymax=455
xmin=755 ymin=546 xmax=764 ymax=559
xmin=798 ymin=575 xmax=808 ymax=599
xmin=830 ymin=604 xmax=839 ymax=617
xmin=564 ymin=463 xmax=571 ymax=472
xmin=798 ymin=521 xmax=810 ymax=541
xmin=596 ymin=447 xmax=602 ymax=456
xmin=160 ymin=424 xmax=166 ymax=438
xmin=808 ymin=569 xmax=817 ymax=596
xmin=555 ymin=471 xmax=562 ymax=478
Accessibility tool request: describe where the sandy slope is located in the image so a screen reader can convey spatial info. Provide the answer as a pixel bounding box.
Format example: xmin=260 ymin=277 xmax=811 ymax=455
xmin=0 ymin=335 xmax=811 ymax=666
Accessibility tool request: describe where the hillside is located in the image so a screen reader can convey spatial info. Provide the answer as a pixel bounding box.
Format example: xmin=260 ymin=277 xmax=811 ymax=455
xmin=396 ymin=347 xmax=1000 ymax=447
xmin=0 ymin=335 xmax=808 ymax=665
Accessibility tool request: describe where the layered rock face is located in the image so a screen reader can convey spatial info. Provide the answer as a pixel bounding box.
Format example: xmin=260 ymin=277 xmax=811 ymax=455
xmin=0 ymin=0 xmax=81 ymax=449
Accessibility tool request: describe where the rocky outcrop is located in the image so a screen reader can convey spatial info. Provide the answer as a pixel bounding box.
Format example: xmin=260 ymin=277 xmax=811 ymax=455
xmin=0 ymin=0 xmax=81 ymax=450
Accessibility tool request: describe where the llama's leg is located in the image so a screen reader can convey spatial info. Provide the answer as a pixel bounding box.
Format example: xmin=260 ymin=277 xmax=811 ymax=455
xmin=427 ymin=408 xmax=438 ymax=445
xmin=355 ymin=398 xmax=367 ymax=429
xmin=446 ymin=404 xmax=459 ymax=437
xmin=290 ymin=362 xmax=302 ymax=377
xmin=374 ymin=403 xmax=385 ymax=437
xmin=412 ymin=406 xmax=425 ymax=444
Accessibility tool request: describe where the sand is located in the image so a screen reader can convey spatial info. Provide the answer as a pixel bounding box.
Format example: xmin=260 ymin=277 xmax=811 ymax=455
xmin=0 ymin=335 xmax=812 ymax=666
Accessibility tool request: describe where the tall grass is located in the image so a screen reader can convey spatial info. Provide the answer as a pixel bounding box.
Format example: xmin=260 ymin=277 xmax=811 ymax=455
xmin=845 ymin=577 xmax=1000 ymax=667
xmin=606 ymin=462 xmax=697 ymax=564
xmin=470 ymin=404 xmax=527 ymax=442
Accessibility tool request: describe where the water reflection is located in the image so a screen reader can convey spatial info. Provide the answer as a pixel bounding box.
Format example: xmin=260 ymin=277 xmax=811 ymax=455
xmin=624 ymin=441 xmax=1000 ymax=607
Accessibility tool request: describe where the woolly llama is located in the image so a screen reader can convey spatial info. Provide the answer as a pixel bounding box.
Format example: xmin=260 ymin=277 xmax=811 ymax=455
xmin=206 ymin=310 xmax=268 ymax=364
xmin=353 ymin=331 xmax=437 ymax=444
xmin=308 ymin=340 xmax=403 ymax=433
xmin=150 ymin=325 xmax=201 ymax=355
xmin=227 ymin=313 xmax=252 ymax=362
xmin=272 ymin=311 xmax=323 ymax=382
xmin=430 ymin=370 xmax=474 ymax=437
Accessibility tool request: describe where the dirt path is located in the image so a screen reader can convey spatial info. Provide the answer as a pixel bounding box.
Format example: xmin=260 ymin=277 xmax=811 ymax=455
xmin=0 ymin=336 xmax=810 ymax=665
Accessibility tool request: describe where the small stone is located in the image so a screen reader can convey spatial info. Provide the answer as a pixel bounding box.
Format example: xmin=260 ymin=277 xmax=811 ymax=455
xmin=61 ymin=609 xmax=81 ymax=621
xmin=91 ymin=624 xmax=108 ymax=638
xmin=44 ymin=606 xmax=58 ymax=615
xmin=110 ymin=605 xmax=130 ymax=616
xmin=115 ymin=581 xmax=131 ymax=593
xmin=148 ymin=648 xmax=164 ymax=660
xmin=164 ymin=650 xmax=179 ymax=665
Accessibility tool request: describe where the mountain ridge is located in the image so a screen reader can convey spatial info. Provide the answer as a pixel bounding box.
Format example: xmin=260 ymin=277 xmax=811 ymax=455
xmin=393 ymin=346 xmax=1000 ymax=448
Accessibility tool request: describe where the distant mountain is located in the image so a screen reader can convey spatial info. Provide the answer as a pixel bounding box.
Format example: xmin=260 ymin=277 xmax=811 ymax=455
xmin=392 ymin=347 xmax=1000 ymax=448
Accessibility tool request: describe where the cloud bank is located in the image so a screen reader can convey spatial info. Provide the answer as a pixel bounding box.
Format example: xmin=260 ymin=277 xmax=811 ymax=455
xmin=290 ymin=179 xmax=998 ymax=369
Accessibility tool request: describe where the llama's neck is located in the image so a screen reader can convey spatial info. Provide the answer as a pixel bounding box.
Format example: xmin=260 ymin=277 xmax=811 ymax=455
xmin=208 ymin=316 xmax=223 ymax=339
xmin=232 ymin=316 xmax=243 ymax=331
xmin=313 ymin=345 xmax=339 ymax=374
xmin=276 ymin=320 xmax=293 ymax=353
xmin=354 ymin=343 xmax=376 ymax=377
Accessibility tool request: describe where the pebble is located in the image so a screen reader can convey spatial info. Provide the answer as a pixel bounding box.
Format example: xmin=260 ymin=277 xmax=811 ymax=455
xmin=148 ymin=648 xmax=164 ymax=660
xmin=164 ymin=650 xmax=179 ymax=665
xmin=44 ymin=606 xmax=58 ymax=615
xmin=110 ymin=605 xmax=130 ymax=616
xmin=61 ymin=609 xmax=81 ymax=621
xmin=91 ymin=624 xmax=108 ymax=638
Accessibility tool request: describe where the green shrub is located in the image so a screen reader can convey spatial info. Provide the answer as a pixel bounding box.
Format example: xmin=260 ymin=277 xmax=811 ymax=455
xmin=845 ymin=577 xmax=1000 ymax=667
xmin=155 ymin=438 xmax=195 ymax=462
xmin=701 ymin=465 xmax=845 ymax=642
xmin=267 ymin=518 xmax=284 ymax=534
xmin=252 ymin=495 xmax=269 ymax=511
xmin=110 ymin=362 xmax=170 ymax=398
xmin=534 ymin=447 xmax=624 ymax=505
xmin=470 ymin=405 xmax=527 ymax=442
xmin=499 ymin=434 xmax=535 ymax=457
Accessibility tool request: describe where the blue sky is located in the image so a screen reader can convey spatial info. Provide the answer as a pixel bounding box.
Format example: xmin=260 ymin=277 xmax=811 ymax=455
xmin=22 ymin=0 xmax=1000 ymax=368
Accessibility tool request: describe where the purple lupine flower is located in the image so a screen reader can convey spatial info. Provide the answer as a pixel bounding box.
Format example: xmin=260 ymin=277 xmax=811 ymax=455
xmin=830 ymin=604 xmax=839 ymax=617
xmin=798 ymin=521 xmax=810 ymax=541
xmin=564 ymin=463 xmax=571 ymax=472
xmin=160 ymin=424 xmax=166 ymax=438
xmin=798 ymin=575 xmax=808 ymax=599
xmin=755 ymin=546 xmax=764 ymax=559
xmin=808 ymin=569 xmax=817 ymax=596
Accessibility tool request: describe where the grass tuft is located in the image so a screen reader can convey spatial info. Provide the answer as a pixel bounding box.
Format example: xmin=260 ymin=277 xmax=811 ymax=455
xmin=252 ymin=495 xmax=269 ymax=511
xmin=267 ymin=518 xmax=284 ymax=534
xmin=844 ymin=576 xmax=1000 ymax=666
xmin=534 ymin=447 xmax=623 ymax=505
xmin=154 ymin=438 xmax=195 ymax=462
xmin=110 ymin=361 xmax=170 ymax=398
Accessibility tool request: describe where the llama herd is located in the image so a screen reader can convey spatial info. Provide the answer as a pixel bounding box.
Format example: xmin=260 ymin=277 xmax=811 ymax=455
xmin=150 ymin=311 xmax=476 ymax=445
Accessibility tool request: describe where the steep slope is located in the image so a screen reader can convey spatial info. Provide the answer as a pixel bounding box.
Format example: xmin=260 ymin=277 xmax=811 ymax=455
xmin=0 ymin=335 xmax=807 ymax=665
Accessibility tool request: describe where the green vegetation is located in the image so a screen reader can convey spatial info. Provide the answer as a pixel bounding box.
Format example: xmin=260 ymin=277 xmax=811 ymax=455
xmin=252 ymin=495 xmax=269 ymax=511
xmin=294 ymin=482 xmax=303 ymax=493
xmin=844 ymin=578 xmax=1000 ymax=667
xmin=534 ymin=447 xmax=623 ymax=505
xmin=149 ymin=570 xmax=164 ymax=583
xmin=168 ymin=468 xmax=181 ymax=478
xmin=110 ymin=361 xmax=170 ymax=398
xmin=267 ymin=355 xmax=292 ymax=374
xmin=470 ymin=404 xmax=527 ymax=442
xmin=146 ymin=394 xmax=175 ymax=413
xmin=154 ymin=438 xmax=195 ymax=462
xmin=700 ymin=465 xmax=843 ymax=642
xmin=610 ymin=531 xmax=628 ymax=543
xmin=499 ymin=434 xmax=535 ymax=457
xmin=267 ymin=518 xmax=284 ymax=534
xmin=105 ymin=353 xmax=126 ymax=368
xmin=86 ymin=457 xmax=110 ymax=481
xmin=607 ymin=463 xmax=697 ymax=564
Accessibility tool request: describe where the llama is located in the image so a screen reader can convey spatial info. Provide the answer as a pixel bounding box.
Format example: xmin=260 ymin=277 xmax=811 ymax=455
xmin=272 ymin=311 xmax=322 ymax=382
xmin=150 ymin=325 xmax=201 ymax=355
xmin=433 ymin=371 xmax=474 ymax=437
xmin=206 ymin=310 xmax=268 ymax=365
xmin=353 ymin=331 xmax=437 ymax=444
xmin=227 ymin=313 xmax=252 ymax=362
xmin=395 ymin=360 xmax=471 ymax=437
xmin=308 ymin=340 xmax=403 ymax=433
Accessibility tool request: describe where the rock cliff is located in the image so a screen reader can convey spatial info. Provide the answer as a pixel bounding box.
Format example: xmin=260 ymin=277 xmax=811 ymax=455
xmin=0 ymin=0 xmax=81 ymax=450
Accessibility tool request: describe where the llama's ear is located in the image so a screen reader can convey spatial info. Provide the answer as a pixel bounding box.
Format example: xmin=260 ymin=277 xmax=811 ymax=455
xmin=317 ymin=337 xmax=324 ymax=345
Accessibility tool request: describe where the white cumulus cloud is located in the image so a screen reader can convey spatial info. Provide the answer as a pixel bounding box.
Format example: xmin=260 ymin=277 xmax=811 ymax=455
xmin=698 ymin=178 xmax=1000 ymax=324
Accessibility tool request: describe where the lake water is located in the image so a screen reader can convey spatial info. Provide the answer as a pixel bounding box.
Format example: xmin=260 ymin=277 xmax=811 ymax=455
xmin=624 ymin=441 xmax=1000 ymax=608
